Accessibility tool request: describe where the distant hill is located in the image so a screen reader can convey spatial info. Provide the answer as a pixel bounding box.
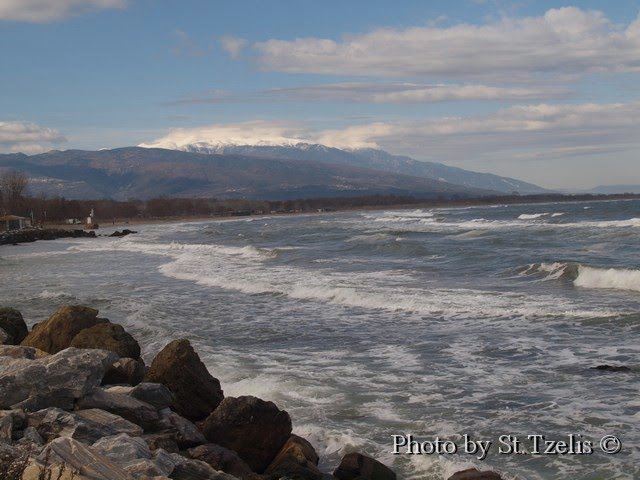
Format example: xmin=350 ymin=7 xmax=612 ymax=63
xmin=0 ymin=147 xmax=498 ymax=200
xmin=589 ymin=185 xmax=640 ymax=194
xmin=154 ymin=141 xmax=548 ymax=195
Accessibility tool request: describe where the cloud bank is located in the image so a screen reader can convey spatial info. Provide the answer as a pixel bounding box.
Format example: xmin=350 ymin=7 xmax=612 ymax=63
xmin=0 ymin=121 xmax=67 ymax=154
xmin=0 ymin=0 xmax=127 ymax=23
xmin=254 ymin=7 xmax=640 ymax=79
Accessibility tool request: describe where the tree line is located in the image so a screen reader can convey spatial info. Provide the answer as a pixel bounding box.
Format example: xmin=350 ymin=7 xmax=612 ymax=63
xmin=2 ymin=169 xmax=640 ymax=224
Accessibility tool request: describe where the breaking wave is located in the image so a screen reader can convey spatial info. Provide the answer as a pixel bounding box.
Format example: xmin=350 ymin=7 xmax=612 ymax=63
xmin=521 ymin=262 xmax=640 ymax=292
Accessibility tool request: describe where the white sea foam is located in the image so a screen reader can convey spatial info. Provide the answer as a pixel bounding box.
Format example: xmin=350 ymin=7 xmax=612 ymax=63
xmin=575 ymin=265 xmax=640 ymax=292
xmin=518 ymin=213 xmax=549 ymax=219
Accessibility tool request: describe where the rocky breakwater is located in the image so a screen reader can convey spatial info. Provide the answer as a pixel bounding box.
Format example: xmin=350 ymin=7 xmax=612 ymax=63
xmin=0 ymin=229 xmax=97 ymax=246
xmin=0 ymin=305 xmax=502 ymax=480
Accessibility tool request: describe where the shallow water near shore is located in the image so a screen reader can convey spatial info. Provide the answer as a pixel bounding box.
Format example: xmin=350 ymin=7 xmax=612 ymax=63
xmin=1 ymin=199 xmax=640 ymax=479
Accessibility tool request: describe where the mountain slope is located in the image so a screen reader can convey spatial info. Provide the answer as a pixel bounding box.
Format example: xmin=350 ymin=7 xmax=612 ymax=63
xmin=171 ymin=142 xmax=547 ymax=194
xmin=0 ymin=147 xmax=498 ymax=200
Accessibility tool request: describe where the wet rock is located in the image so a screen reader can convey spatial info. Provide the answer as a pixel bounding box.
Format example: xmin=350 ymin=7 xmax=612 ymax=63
xmin=28 ymin=407 xmax=143 ymax=444
xmin=38 ymin=436 xmax=133 ymax=480
xmin=169 ymin=453 xmax=237 ymax=480
xmin=0 ymin=307 xmax=28 ymax=345
xmin=76 ymin=388 xmax=160 ymax=429
xmin=333 ymin=452 xmax=396 ymax=480
xmin=143 ymin=433 xmax=180 ymax=453
xmin=265 ymin=434 xmax=322 ymax=480
xmin=129 ymin=382 xmax=175 ymax=410
xmin=21 ymin=305 xmax=108 ymax=354
xmin=202 ymin=395 xmax=292 ymax=473
xmin=92 ymin=433 xmax=151 ymax=462
xmin=0 ymin=347 xmax=117 ymax=410
xmin=110 ymin=229 xmax=137 ymax=237
xmin=103 ymin=357 xmax=146 ymax=386
xmin=150 ymin=409 xmax=206 ymax=449
xmin=70 ymin=322 xmax=141 ymax=359
xmin=0 ymin=345 xmax=49 ymax=359
xmin=591 ymin=365 xmax=631 ymax=372
xmin=144 ymin=339 xmax=224 ymax=422
xmin=448 ymin=468 xmax=503 ymax=480
xmin=187 ymin=443 xmax=253 ymax=479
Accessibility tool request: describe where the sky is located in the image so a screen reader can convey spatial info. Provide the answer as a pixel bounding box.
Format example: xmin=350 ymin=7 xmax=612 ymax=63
xmin=1 ymin=0 xmax=640 ymax=190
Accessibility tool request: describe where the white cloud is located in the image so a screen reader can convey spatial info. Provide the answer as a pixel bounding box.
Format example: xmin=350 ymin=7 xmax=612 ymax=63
xmin=0 ymin=121 xmax=67 ymax=153
xmin=0 ymin=0 xmax=126 ymax=23
xmin=141 ymin=101 xmax=640 ymax=160
xmin=254 ymin=7 xmax=640 ymax=79
xmin=220 ymin=36 xmax=248 ymax=59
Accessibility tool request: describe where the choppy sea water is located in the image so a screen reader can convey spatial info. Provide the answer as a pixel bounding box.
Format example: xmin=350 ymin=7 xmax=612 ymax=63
xmin=1 ymin=199 xmax=640 ymax=479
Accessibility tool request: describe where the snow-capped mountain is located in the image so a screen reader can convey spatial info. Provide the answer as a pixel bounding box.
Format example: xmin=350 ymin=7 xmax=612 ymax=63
xmin=139 ymin=140 xmax=547 ymax=194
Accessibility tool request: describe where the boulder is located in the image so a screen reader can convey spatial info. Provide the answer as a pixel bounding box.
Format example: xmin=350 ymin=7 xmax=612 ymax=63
xmin=0 ymin=327 xmax=8 ymax=345
xmin=103 ymin=357 xmax=146 ymax=386
xmin=169 ymin=453 xmax=237 ymax=480
xmin=0 ymin=347 xmax=118 ymax=410
xmin=37 ymin=436 xmax=133 ymax=480
xmin=70 ymin=322 xmax=141 ymax=360
xmin=21 ymin=305 xmax=107 ymax=354
xmin=143 ymin=433 xmax=180 ymax=453
xmin=150 ymin=409 xmax=206 ymax=449
xmin=92 ymin=433 xmax=151 ymax=463
xmin=265 ymin=434 xmax=322 ymax=480
xmin=202 ymin=395 xmax=292 ymax=473
xmin=0 ymin=414 xmax=13 ymax=442
xmin=448 ymin=468 xmax=503 ymax=480
xmin=28 ymin=407 xmax=143 ymax=444
xmin=144 ymin=339 xmax=224 ymax=422
xmin=0 ymin=307 xmax=28 ymax=345
xmin=77 ymin=388 xmax=160 ymax=429
xmin=129 ymin=382 xmax=175 ymax=410
xmin=333 ymin=452 xmax=396 ymax=480
xmin=187 ymin=444 xmax=253 ymax=478
xmin=0 ymin=345 xmax=49 ymax=359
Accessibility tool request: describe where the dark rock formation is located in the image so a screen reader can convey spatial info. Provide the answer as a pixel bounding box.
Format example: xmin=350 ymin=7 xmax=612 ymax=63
xmin=150 ymin=409 xmax=206 ymax=449
xmin=333 ymin=452 xmax=396 ymax=480
xmin=70 ymin=322 xmax=141 ymax=359
xmin=109 ymin=229 xmax=137 ymax=237
xmin=448 ymin=468 xmax=503 ymax=480
xmin=265 ymin=434 xmax=322 ymax=480
xmin=187 ymin=443 xmax=253 ymax=478
xmin=102 ymin=358 xmax=146 ymax=386
xmin=0 ymin=308 xmax=28 ymax=345
xmin=202 ymin=395 xmax=292 ymax=473
xmin=21 ymin=305 xmax=107 ymax=354
xmin=129 ymin=382 xmax=175 ymax=410
xmin=0 ymin=228 xmax=96 ymax=246
xmin=144 ymin=339 xmax=223 ymax=422
xmin=76 ymin=388 xmax=160 ymax=430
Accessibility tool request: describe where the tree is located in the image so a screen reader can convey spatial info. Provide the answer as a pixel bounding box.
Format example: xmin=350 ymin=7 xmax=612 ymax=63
xmin=0 ymin=170 xmax=29 ymax=214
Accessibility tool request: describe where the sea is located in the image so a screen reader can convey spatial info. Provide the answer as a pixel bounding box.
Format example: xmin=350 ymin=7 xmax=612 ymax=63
xmin=1 ymin=199 xmax=639 ymax=479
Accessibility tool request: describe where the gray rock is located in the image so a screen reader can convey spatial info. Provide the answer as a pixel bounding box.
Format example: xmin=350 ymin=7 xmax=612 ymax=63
xmin=130 ymin=382 xmax=175 ymax=410
xmin=20 ymin=426 xmax=44 ymax=446
xmin=0 ymin=415 xmax=12 ymax=442
xmin=143 ymin=433 xmax=180 ymax=453
xmin=0 ymin=347 xmax=118 ymax=410
xmin=27 ymin=407 xmax=143 ymax=444
xmin=92 ymin=433 xmax=152 ymax=464
xmin=169 ymin=453 xmax=237 ymax=480
xmin=187 ymin=444 xmax=253 ymax=479
xmin=77 ymin=388 xmax=160 ymax=429
xmin=38 ymin=436 xmax=133 ymax=480
xmin=150 ymin=409 xmax=206 ymax=449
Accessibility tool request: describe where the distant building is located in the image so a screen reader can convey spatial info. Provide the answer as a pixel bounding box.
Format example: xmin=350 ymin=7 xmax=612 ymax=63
xmin=0 ymin=215 xmax=29 ymax=231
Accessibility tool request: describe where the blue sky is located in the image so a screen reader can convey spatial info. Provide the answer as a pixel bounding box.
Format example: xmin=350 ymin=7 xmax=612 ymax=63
xmin=1 ymin=0 xmax=640 ymax=189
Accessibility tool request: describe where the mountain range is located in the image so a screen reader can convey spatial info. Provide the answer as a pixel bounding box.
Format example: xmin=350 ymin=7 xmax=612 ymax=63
xmin=0 ymin=142 xmax=549 ymax=200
